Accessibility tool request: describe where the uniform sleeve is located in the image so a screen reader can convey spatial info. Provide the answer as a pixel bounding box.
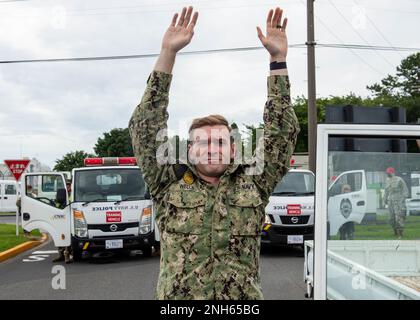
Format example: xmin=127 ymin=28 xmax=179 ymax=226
xmin=400 ymin=178 xmax=409 ymax=198
xmin=250 ymin=75 xmax=300 ymax=202
xmin=128 ymin=71 xmax=178 ymax=200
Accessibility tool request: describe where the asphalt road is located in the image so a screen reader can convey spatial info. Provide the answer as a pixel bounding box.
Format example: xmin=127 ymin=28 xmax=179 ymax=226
xmin=0 ymin=239 xmax=307 ymax=300
xmin=0 ymin=215 xmax=17 ymax=225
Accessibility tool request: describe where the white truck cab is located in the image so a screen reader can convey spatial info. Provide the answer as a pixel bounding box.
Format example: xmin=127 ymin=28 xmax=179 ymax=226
xmin=327 ymin=169 xmax=367 ymax=239
xmin=21 ymin=157 xmax=156 ymax=259
xmin=262 ymin=169 xmax=368 ymax=246
xmin=262 ymin=169 xmax=315 ymax=246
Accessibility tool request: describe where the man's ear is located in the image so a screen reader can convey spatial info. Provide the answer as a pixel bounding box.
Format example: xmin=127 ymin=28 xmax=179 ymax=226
xmin=187 ymin=142 xmax=194 ymax=163
xmin=230 ymin=142 xmax=237 ymax=160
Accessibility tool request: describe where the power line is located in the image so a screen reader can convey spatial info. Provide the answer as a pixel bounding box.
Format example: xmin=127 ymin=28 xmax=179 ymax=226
xmin=297 ymin=0 xmax=384 ymax=76
xmin=0 ymin=0 xmax=29 ymax=2
xmin=0 ymin=1 xmax=300 ymax=18
xmin=317 ymin=44 xmax=419 ymax=51
xmin=0 ymin=45 xmax=306 ymax=64
xmin=309 ymin=11 xmax=384 ymax=75
xmin=352 ymin=0 xmax=404 ymax=59
xmin=0 ymin=43 xmax=418 ymax=64
xmin=328 ymin=0 xmax=395 ymax=69
xmin=316 ymin=0 xmax=420 ymax=16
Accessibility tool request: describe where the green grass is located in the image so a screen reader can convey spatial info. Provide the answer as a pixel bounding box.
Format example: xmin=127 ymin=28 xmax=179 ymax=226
xmin=332 ymin=214 xmax=420 ymax=240
xmin=0 ymin=224 xmax=41 ymax=252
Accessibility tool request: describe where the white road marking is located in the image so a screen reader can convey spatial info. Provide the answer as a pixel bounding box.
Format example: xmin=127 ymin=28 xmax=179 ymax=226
xmin=23 ymin=255 xmax=50 ymax=262
xmin=32 ymin=250 xmax=58 ymax=254
xmin=22 ymin=250 xmax=58 ymax=262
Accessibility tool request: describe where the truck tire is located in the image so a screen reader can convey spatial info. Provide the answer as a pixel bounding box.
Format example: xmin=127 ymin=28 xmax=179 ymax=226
xmin=72 ymin=246 xmax=83 ymax=262
xmin=339 ymin=222 xmax=355 ymax=240
xmin=142 ymin=246 xmax=152 ymax=257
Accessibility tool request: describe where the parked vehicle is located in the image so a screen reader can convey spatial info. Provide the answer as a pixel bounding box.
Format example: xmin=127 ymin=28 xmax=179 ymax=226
xmin=21 ymin=157 xmax=156 ymax=260
xmin=0 ymin=180 xmax=19 ymax=213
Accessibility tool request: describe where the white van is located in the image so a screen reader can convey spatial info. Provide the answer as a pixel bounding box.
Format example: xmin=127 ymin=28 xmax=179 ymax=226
xmin=262 ymin=169 xmax=368 ymax=245
xmin=406 ymin=173 xmax=420 ymax=216
xmin=263 ymin=169 xmax=315 ymax=246
xmin=0 ymin=180 xmax=19 ymax=213
xmin=21 ymin=157 xmax=156 ymax=259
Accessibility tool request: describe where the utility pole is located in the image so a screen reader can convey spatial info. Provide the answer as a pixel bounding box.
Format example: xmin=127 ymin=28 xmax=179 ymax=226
xmin=307 ymin=0 xmax=317 ymax=173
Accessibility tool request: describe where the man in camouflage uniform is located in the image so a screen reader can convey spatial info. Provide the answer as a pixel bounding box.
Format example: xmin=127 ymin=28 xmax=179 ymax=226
xmin=384 ymin=167 xmax=409 ymax=239
xmin=129 ymin=6 xmax=299 ymax=299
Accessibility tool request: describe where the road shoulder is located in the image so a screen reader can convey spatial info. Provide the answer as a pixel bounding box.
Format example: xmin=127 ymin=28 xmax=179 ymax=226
xmin=0 ymin=233 xmax=48 ymax=263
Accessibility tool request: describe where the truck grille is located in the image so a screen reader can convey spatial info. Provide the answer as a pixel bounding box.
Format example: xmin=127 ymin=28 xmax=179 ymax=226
xmin=279 ymin=215 xmax=310 ymax=225
xmin=88 ymin=222 xmax=139 ymax=232
xmin=271 ymin=225 xmax=314 ymax=235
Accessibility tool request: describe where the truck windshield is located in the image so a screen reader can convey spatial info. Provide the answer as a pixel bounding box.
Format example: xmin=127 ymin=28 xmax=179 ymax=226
xmin=74 ymin=169 xmax=146 ymax=203
xmin=272 ymin=172 xmax=315 ymax=196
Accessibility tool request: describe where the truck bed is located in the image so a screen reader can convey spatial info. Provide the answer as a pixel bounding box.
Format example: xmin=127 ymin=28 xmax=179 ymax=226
xmin=391 ymin=276 xmax=420 ymax=292
xmin=304 ymin=240 xmax=420 ymax=300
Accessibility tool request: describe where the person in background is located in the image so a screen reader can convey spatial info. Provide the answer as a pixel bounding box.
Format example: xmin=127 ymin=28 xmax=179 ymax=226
xmin=384 ymin=167 xmax=409 ymax=239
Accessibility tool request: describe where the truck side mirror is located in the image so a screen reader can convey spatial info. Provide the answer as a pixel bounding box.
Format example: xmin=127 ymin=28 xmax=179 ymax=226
xmin=144 ymin=190 xmax=151 ymax=200
xmin=56 ymin=188 xmax=67 ymax=208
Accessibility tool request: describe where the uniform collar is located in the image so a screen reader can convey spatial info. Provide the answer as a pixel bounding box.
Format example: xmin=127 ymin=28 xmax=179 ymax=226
xmin=184 ymin=162 xmax=241 ymax=181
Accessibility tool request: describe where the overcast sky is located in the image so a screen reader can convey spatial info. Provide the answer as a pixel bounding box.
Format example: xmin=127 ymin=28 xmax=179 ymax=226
xmin=0 ymin=0 xmax=419 ymax=169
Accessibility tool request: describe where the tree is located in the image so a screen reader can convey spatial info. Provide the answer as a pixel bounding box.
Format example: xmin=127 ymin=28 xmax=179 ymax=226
xmin=94 ymin=128 xmax=134 ymax=157
xmin=54 ymin=150 xmax=95 ymax=172
xmin=367 ymin=52 xmax=420 ymax=98
xmin=367 ymin=52 xmax=420 ymax=123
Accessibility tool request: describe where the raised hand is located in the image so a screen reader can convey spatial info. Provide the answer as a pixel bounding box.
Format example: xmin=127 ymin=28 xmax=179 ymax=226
xmin=161 ymin=6 xmax=199 ymax=53
xmin=256 ymin=7 xmax=288 ymax=61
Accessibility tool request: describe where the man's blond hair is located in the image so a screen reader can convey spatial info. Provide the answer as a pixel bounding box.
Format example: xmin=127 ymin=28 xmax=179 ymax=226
xmin=188 ymin=114 xmax=231 ymax=134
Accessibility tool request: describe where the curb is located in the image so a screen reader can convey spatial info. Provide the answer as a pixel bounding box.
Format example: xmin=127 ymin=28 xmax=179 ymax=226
xmin=0 ymin=233 xmax=48 ymax=263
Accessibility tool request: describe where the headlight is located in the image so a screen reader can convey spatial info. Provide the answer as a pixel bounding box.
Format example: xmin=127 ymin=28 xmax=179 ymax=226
xmin=264 ymin=214 xmax=271 ymax=224
xmin=73 ymin=210 xmax=88 ymax=238
xmin=139 ymin=206 xmax=152 ymax=235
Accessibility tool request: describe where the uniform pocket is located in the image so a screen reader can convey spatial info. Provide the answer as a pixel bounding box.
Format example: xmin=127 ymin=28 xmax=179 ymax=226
xmin=165 ymin=191 xmax=206 ymax=235
xmin=228 ymin=193 xmax=264 ymax=236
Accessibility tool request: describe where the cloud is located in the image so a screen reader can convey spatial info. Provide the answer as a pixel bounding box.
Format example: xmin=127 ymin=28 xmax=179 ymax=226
xmin=0 ymin=0 xmax=418 ymax=168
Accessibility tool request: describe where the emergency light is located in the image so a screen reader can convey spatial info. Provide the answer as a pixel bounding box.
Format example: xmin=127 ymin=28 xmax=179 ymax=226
xmin=84 ymin=157 xmax=137 ymax=166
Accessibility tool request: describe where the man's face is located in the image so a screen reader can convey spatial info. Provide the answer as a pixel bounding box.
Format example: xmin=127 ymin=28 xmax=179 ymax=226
xmin=188 ymin=125 xmax=235 ymax=178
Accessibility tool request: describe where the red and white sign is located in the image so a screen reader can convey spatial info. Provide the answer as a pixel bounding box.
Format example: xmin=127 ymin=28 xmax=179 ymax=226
xmin=106 ymin=211 xmax=122 ymax=223
xmin=287 ymin=204 xmax=302 ymax=215
xmin=4 ymin=159 xmax=31 ymax=181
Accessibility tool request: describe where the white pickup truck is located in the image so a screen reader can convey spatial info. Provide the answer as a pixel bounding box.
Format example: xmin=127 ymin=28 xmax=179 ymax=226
xmin=262 ymin=169 xmax=367 ymax=247
xmin=304 ymin=240 xmax=420 ymax=299
xmin=21 ymin=157 xmax=157 ymax=259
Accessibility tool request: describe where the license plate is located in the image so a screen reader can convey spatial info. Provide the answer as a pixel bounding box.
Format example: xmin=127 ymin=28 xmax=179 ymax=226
xmin=287 ymin=235 xmax=304 ymax=244
xmin=105 ymin=239 xmax=123 ymax=249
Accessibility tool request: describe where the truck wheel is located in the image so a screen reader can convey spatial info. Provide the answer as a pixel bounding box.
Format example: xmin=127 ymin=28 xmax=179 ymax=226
xmin=142 ymin=247 xmax=152 ymax=257
xmin=72 ymin=247 xmax=83 ymax=262
xmin=339 ymin=222 xmax=355 ymax=240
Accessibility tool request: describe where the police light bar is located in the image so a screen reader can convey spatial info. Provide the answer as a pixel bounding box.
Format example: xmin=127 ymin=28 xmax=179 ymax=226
xmin=84 ymin=157 xmax=137 ymax=166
